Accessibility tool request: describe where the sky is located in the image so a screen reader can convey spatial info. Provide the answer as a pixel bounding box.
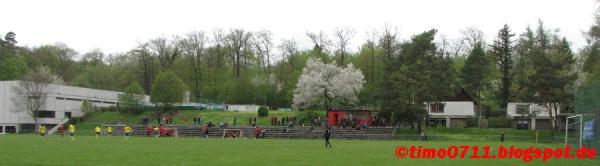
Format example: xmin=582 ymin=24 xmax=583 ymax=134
xmin=2 ymin=0 xmax=598 ymax=56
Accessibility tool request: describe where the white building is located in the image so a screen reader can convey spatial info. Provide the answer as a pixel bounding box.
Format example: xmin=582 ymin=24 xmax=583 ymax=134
xmin=225 ymin=104 xmax=260 ymax=112
xmin=506 ymin=103 xmax=560 ymax=130
xmin=0 ymin=81 xmax=124 ymax=133
xmin=426 ymin=89 xmax=476 ymax=128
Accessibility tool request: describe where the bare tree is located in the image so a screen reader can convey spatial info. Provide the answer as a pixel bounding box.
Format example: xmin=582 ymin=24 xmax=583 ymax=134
xmin=182 ymin=31 xmax=208 ymax=98
xmin=278 ymin=39 xmax=298 ymax=71
xmin=334 ymin=27 xmax=356 ymax=66
xmin=461 ymin=27 xmax=486 ymax=51
xmin=254 ymin=30 xmax=274 ymax=73
xmin=212 ymin=29 xmax=226 ymax=66
xmin=149 ymin=36 xmax=183 ymax=69
xmin=12 ymin=66 xmax=63 ymax=131
xmin=378 ymin=24 xmax=399 ymax=60
xmin=225 ymin=29 xmax=252 ymax=79
xmin=366 ymin=30 xmax=378 ymax=82
xmin=132 ymin=44 xmax=154 ymax=94
xmin=306 ymin=31 xmax=332 ymax=54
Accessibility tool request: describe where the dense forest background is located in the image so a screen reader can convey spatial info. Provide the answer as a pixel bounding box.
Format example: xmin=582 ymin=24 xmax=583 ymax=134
xmin=1 ymin=8 xmax=600 ymax=121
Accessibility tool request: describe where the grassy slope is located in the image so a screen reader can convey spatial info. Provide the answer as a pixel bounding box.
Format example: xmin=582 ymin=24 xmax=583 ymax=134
xmin=0 ymin=134 xmax=596 ymax=166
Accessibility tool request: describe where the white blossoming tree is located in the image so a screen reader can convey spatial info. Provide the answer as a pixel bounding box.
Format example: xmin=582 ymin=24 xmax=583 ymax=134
xmin=293 ymin=58 xmax=365 ymax=111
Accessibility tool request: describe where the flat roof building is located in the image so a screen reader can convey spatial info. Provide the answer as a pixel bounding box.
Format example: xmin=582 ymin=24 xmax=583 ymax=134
xmin=0 ymin=81 xmax=124 ymax=133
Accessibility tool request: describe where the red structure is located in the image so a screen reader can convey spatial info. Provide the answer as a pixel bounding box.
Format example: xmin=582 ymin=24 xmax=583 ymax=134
xmin=327 ymin=109 xmax=373 ymax=127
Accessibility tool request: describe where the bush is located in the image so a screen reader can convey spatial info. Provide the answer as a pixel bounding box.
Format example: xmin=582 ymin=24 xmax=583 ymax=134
xmin=100 ymin=106 xmax=118 ymax=112
xmin=488 ymin=118 xmax=511 ymax=128
xmin=299 ymin=110 xmax=322 ymax=121
xmin=68 ymin=117 xmax=81 ymax=124
xmin=258 ymin=106 xmax=269 ymax=117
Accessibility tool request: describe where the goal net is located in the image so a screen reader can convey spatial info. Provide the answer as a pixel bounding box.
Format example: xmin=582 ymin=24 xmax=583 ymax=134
xmin=565 ymin=114 xmax=598 ymax=154
xmin=223 ymin=129 xmax=243 ymax=138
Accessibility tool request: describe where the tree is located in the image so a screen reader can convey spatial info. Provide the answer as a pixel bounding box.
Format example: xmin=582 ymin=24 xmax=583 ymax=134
xmin=518 ymin=21 xmax=577 ymax=133
xmin=306 ymin=31 xmax=332 ymax=55
xmin=334 ymin=27 xmax=356 ymax=66
xmin=0 ymin=32 xmax=28 ymax=80
xmin=378 ymin=25 xmax=399 ymax=60
xmin=461 ymin=27 xmax=486 ymax=51
xmin=0 ymin=32 xmax=17 ymax=47
xmin=12 ymin=66 xmax=63 ymax=130
xmin=120 ymin=82 xmax=145 ymax=114
xmin=225 ymin=29 xmax=252 ymax=79
xmin=80 ymin=48 xmax=105 ymax=66
xmin=582 ymin=6 xmax=600 ymax=84
xmin=382 ymin=29 xmax=453 ymax=133
xmin=181 ymin=31 xmax=207 ymax=99
xmin=292 ymin=58 xmax=364 ymax=111
xmin=132 ymin=44 xmax=154 ymax=94
xmin=81 ymin=99 xmax=93 ymax=114
xmin=461 ymin=43 xmax=493 ymax=126
xmin=149 ymin=37 xmax=182 ymax=69
xmin=28 ymin=43 xmax=78 ymax=82
xmin=254 ymin=30 xmax=274 ymax=73
xmin=278 ymin=39 xmax=298 ymax=72
xmin=490 ymin=24 xmax=515 ymax=109
xmin=150 ymin=70 xmax=188 ymax=110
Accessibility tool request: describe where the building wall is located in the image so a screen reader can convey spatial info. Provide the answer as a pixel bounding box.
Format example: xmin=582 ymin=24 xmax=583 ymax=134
xmin=225 ymin=104 xmax=260 ymax=112
xmin=507 ymin=103 xmax=560 ymax=118
xmin=0 ymin=81 xmax=124 ymax=129
xmin=427 ymin=101 xmax=475 ymax=116
xmin=449 ymin=118 xmax=468 ymax=128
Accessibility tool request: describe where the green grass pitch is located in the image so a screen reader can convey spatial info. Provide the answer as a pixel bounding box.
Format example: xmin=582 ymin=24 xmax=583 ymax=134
xmin=0 ymin=134 xmax=597 ymax=165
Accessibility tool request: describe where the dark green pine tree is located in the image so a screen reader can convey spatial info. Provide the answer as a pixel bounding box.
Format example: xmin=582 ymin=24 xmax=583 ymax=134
xmin=462 ymin=43 xmax=492 ymax=102
xmin=382 ymin=29 xmax=443 ymax=133
xmin=522 ymin=22 xmax=576 ymax=133
xmin=461 ymin=43 xmax=492 ymax=125
xmin=490 ymin=24 xmax=515 ymax=109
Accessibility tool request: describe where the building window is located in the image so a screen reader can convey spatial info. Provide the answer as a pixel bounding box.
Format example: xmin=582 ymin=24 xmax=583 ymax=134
xmin=0 ymin=126 xmax=3 ymax=133
xmin=37 ymin=111 xmax=55 ymax=118
xmin=516 ymin=104 xmax=530 ymax=115
xmin=65 ymin=112 xmax=72 ymax=118
xmin=5 ymin=126 xmax=17 ymax=133
xmin=430 ymin=103 xmax=445 ymax=113
xmin=65 ymin=98 xmax=82 ymax=101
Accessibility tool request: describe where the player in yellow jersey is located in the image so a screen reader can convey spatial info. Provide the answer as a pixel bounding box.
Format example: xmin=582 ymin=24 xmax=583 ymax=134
xmin=39 ymin=125 xmax=46 ymax=140
xmin=95 ymin=126 xmax=101 ymax=138
xmin=124 ymin=125 xmax=133 ymax=141
xmin=68 ymin=124 xmax=76 ymax=142
xmin=107 ymin=126 xmax=112 ymax=136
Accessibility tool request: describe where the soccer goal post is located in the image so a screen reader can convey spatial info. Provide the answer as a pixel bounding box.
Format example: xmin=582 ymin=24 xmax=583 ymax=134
xmin=565 ymin=114 xmax=583 ymax=148
xmin=565 ymin=114 xmax=598 ymax=151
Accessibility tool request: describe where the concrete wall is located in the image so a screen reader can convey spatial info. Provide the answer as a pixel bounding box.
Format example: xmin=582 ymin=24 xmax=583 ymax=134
xmin=0 ymin=81 xmax=134 ymax=131
xmin=449 ymin=118 xmax=468 ymax=128
xmin=507 ymin=103 xmax=560 ymax=118
xmin=225 ymin=104 xmax=260 ymax=112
